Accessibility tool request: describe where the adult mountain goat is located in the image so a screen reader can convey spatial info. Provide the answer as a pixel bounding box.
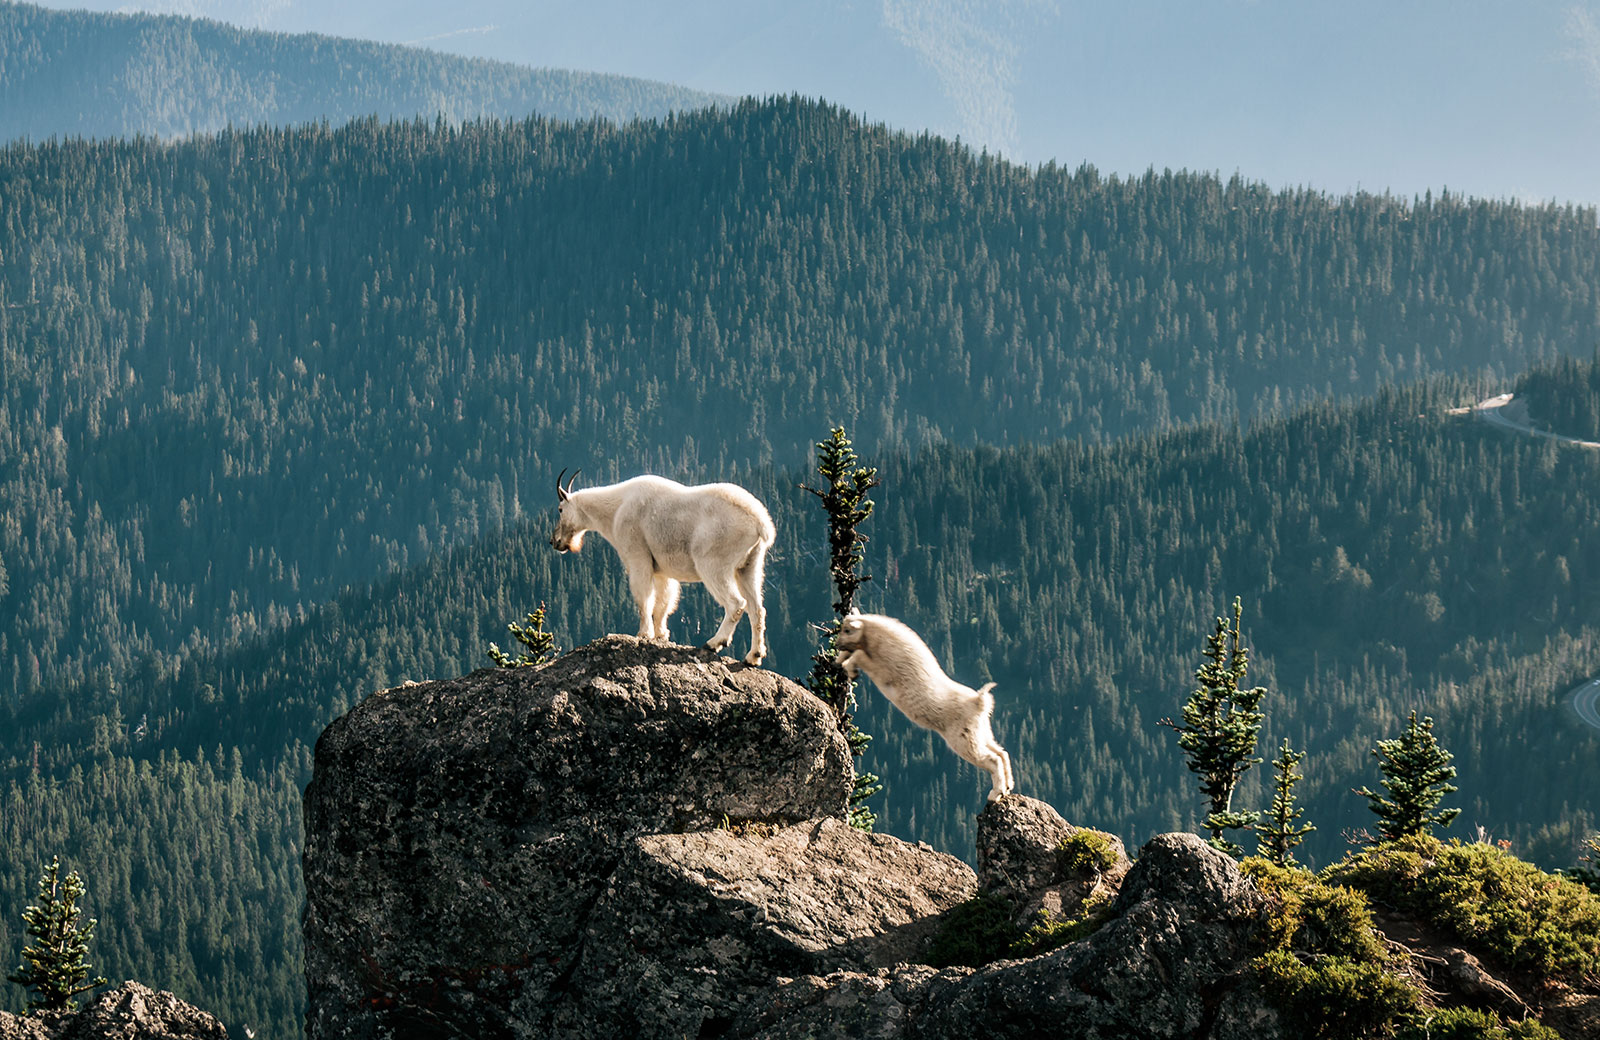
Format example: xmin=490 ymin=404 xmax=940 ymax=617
xmin=549 ymin=471 xmax=776 ymax=665
xmin=835 ymin=611 xmax=1015 ymax=801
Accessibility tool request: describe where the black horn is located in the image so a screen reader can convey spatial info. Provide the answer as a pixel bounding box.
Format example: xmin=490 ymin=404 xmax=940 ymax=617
xmin=556 ymin=468 xmax=570 ymax=501
xmin=564 ymin=469 xmax=581 ymax=494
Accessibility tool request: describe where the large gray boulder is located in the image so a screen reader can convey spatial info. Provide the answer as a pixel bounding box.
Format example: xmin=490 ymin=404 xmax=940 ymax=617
xmin=734 ymin=832 xmax=1282 ymax=1039
xmin=550 ymin=819 xmax=974 ymax=1036
xmin=303 ymin=636 xmax=962 ymax=1040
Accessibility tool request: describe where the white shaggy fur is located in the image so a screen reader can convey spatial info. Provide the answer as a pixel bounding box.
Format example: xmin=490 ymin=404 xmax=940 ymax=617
xmin=550 ymin=473 xmax=776 ymax=665
xmin=834 ymin=611 xmax=1015 ymax=801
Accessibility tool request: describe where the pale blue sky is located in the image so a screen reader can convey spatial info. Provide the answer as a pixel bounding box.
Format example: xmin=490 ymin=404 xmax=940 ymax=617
xmin=29 ymin=0 xmax=1600 ymax=206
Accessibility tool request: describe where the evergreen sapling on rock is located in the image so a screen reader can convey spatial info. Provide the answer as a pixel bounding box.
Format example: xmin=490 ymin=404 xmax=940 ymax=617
xmin=1354 ymin=710 xmax=1460 ymax=841
xmin=7 ymin=857 xmax=107 ymax=1015
xmin=1256 ymin=737 xmax=1315 ymax=866
xmin=1162 ymin=597 xmax=1268 ymax=856
xmin=488 ymin=603 xmax=560 ymax=668
xmin=802 ymin=427 xmax=882 ymax=831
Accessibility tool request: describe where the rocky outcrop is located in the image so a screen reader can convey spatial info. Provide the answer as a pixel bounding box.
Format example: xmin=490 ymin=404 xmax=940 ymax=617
xmin=302 ymin=636 xmax=969 ymax=1039
xmin=734 ymin=833 xmax=1281 ymax=1039
xmin=0 ymin=983 xmax=229 ymax=1040
xmin=975 ymin=794 xmax=1131 ymax=929
xmin=285 ymin=632 xmax=1600 ymax=1039
xmin=302 ymin=637 xmax=1293 ymax=1039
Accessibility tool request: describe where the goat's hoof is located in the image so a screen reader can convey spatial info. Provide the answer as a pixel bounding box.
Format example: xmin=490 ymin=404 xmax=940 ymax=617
xmin=742 ymin=651 xmax=765 ymax=667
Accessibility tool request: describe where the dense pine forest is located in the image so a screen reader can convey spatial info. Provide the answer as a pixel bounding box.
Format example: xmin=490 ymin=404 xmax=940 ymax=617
xmin=1520 ymin=354 xmax=1600 ymax=441
xmin=0 ymin=1 xmax=723 ymax=142
xmin=2 ymin=99 xmax=1600 ymax=1036
xmin=4 ymin=99 xmax=1599 ymax=704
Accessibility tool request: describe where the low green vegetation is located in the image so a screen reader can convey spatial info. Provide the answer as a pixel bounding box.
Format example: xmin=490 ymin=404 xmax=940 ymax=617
xmin=1057 ymin=831 xmax=1121 ymax=875
xmin=1010 ymin=892 xmax=1115 ymax=958
xmin=1395 ymin=1008 xmax=1561 ymax=1040
xmin=1245 ymin=857 xmax=1419 ymax=1039
xmin=1241 ymin=850 xmax=1580 ymax=1040
xmin=924 ymin=892 xmax=1019 ymax=969
xmin=925 ymin=884 xmax=1116 ymax=968
xmin=1326 ymin=835 xmax=1600 ymax=986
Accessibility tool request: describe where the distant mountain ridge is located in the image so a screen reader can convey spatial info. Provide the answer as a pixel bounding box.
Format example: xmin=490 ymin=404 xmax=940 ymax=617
xmin=0 ymin=1 xmax=727 ymax=141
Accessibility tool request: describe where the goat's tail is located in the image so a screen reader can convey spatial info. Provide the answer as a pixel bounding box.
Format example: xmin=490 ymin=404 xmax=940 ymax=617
xmin=975 ymin=682 xmax=997 ymax=718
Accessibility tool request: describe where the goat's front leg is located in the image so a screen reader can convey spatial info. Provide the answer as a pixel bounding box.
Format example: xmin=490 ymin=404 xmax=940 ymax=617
xmin=651 ymin=575 xmax=680 ymax=641
xmin=834 ymin=648 xmax=866 ymax=679
xmin=627 ymin=566 xmax=659 ymax=640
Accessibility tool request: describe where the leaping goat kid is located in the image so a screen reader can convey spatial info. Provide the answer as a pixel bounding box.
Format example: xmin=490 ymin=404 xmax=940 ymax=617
xmin=835 ymin=611 xmax=1015 ymax=801
xmin=549 ymin=470 xmax=777 ymax=665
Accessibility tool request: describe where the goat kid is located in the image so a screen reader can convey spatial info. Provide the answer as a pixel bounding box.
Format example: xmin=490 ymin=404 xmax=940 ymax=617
xmin=550 ymin=471 xmax=776 ymax=665
xmin=835 ymin=611 xmax=1015 ymax=801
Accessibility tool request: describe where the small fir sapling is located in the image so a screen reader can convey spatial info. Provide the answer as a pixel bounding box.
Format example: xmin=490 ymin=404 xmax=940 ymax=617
xmin=1161 ymin=597 xmax=1268 ymax=856
xmin=7 ymin=857 xmax=107 ymax=1015
xmin=1354 ymin=710 xmax=1460 ymax=841
xmin=1257 ymin=737 xmax=1316 ymax=866
xmin=487 ymin=603 xmax=560 ymax=668
xmin=802 ymin=427 xmax=882 ymax=831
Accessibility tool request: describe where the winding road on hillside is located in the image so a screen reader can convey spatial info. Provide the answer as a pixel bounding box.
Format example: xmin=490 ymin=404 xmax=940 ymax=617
xmin=1458 ymin=392 xmax=1600 ymax=735
xmin=1463 ymin=392 xmax=1600 ymax=449
xmin=1572 ymin=678 xmax=1600 ymax=732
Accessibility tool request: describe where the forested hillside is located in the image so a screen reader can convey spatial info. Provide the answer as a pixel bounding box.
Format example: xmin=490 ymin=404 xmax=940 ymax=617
xmin=4 ymin=98 xmax=1599 ymax=706
xmin=5 ymin=378 xmax=1599 ymax=1036
xmin=0 ymin=1 xmax=723 ymax=141
xmin=1519 ymin=354 xmax=1600 ymax=441
xmin=4 ymin=98 xmax=1600 ymax=1036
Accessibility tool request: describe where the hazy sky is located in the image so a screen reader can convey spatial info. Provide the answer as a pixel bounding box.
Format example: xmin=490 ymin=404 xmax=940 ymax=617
xmin=28 ymin=0 xmax=1600 ymax=207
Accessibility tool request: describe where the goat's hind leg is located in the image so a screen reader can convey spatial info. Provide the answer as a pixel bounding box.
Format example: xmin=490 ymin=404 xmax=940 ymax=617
xmin=985 ymin=740 xmax=1015 ymax=800
xmin=735 ymin=554 xmax=767 ymax=666
xmin=949 ymin=725 xmax=1014 ymax=802
xmin=699 ymin=571 xmax=747 ymax=654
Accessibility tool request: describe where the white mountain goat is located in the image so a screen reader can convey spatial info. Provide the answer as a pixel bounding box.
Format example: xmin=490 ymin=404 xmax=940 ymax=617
xmin=835 ymin=611 xmax=1015 ymax=801
xmin=549 ymin=470 xmax=777 ymax=665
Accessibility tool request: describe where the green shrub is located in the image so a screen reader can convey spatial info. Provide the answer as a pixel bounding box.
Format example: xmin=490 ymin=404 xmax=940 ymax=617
xmin=1010 ymin=891 xmax=1113 ymax=958
xmin=1254 ymin=948 xmax=1418 ymax=1040
xmin=1240 ymin=858 xmax=1389 ymax=963
xmin=1327 ymin=835 xmax=1600 ymax=985
xmin=1057 ymin=831 xmax=1120 ymax=875
xmin=1243 ymin=856 xmax=1422 ymax=1039
xmin=924 ymin=892 xmax=1019 ymax=968
xmin=1395 ymin=1007 xmax=1562 ymax=1040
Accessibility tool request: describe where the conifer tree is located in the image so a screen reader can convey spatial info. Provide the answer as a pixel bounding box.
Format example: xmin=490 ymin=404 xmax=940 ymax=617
xmin=8 ymin=857 xmax=107 ymax=1015
xmin=802 ymin=427 xmax=882 ymax=831
xmin=1256 ymin=738 xmax=1315 ymax=865
xmin=1162 ymin=597 xmax=1267 ymax=855
xmin=1354 ymin=710 xmax=1460 ymax=841
xmin=487 ymin=604 xmax=560 ymax=668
